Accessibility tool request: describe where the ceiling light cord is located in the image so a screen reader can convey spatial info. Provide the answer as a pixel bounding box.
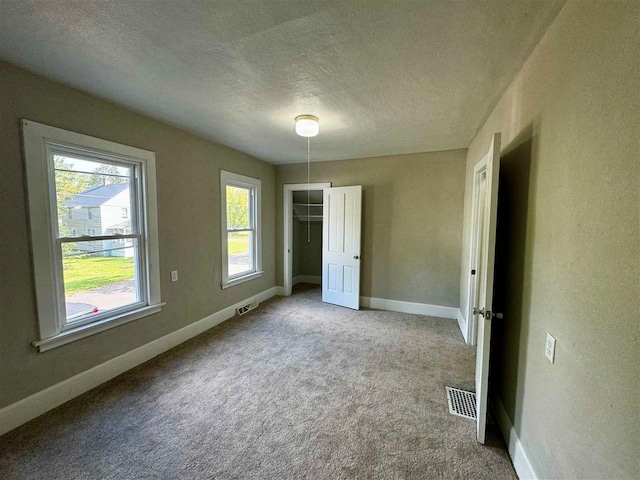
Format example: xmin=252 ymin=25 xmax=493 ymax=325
xmin=294 ymin=114 xmax=318 ymax=244
xmin=307 ymin=136 xmax=310 ymax=243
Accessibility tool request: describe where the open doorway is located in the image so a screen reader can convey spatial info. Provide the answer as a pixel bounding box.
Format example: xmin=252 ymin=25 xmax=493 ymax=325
xmin=284 ymin=183 xmax=363 ymax=308
xmin=292 ymin=190 xmax=323 ymax=289
xmin=283 ymin=183 xmax=331 ymax=296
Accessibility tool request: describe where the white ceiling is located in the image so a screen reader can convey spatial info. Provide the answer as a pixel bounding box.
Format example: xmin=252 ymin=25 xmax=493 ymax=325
xmin=0 ymin=0 xmax=564 ymax=164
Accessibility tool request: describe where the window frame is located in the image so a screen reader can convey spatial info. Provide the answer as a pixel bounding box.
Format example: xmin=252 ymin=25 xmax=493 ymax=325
xmin=220 ymin=170 xmax=262 ymax=289
xmin=50 ymin=148 xmax=146 ymax=331
xmin=22 ymin=120 xmax=163 ymax=352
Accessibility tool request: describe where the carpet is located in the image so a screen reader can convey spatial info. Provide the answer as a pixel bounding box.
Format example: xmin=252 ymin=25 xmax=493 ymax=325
xmin=0 ymin=284 xmax=516 ymax=479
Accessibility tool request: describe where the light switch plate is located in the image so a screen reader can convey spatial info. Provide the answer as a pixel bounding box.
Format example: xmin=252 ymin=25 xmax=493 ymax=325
xmin=170 ymin=270 xmax=178 ymax=283
xmin=545 ymin=333 xmax=556 ymax=364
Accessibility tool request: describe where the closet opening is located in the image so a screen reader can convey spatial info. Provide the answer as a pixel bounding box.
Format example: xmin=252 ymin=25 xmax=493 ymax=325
xmin=283 ymin=183 xmax=331 ymax=296
xmin=291 ymin=190 xmax=323 ymax=294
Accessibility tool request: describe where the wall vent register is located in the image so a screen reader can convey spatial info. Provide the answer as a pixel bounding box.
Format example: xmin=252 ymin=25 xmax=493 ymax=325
xmin=236 ymin=299 xmax=259 ymax=316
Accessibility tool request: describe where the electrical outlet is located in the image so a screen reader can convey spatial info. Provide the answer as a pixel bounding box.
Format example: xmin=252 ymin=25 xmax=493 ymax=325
xmin=170 ymin=270 xmax=178 ymax=283
xmin=545 ymin=333 xmax=556 ymax=364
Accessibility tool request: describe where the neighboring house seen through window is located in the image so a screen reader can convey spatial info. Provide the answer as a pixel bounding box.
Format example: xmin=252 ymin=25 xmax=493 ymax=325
xmin=220 ymin=170 xmax=262 ymax=289
xmin=22 ymin=120 xmax=162 ymax=351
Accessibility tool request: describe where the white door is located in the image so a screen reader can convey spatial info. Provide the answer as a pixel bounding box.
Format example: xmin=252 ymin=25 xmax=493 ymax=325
xmin=472 ymin=133 xmax=501 ymax=444
xmin=322 ymin=186 xmax=362 ymax=309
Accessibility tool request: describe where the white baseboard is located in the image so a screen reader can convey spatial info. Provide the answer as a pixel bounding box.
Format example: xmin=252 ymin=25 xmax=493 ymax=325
xmin=492 ymin=395 xmax=538 ymax=480
xmin=292 ymin=275 xmax=321 ymax=286
xmin=0 ymin=286 xmax=280 ymax=437
xmin=359 ymin=296 xmax=458 ymax=319
xmin=456 ymin=309 xmax=468 ymax=343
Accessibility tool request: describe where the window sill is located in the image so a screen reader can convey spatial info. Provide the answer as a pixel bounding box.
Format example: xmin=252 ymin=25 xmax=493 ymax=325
xmin=221 ymin=271 xmax=263 ymax=289
xmin=32 ymin=303 xmax=165 ymax=352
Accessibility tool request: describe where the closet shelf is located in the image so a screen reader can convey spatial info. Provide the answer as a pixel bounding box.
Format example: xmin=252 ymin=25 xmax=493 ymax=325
xmin=293 ymin=202 xmax=324 ymax=222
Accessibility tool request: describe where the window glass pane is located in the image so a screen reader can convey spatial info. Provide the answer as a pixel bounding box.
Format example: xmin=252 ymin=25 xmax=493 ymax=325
xmin=228 ymin=231 xmax=253 ymax=276
xmin=62 ymin=239 xmax=140 ymax=323
xmin=54 ymin=155 xmax=133 ymax=238
xmin=226 ymin=185 xmax=250 ymax=230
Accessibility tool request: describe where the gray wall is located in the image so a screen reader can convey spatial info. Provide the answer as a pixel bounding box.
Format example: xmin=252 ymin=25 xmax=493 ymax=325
xmin=276 ymin=150 xmax=466 ymax=307
xmin=293 ymin=219 xmax=323 ymax=278
xmin=0 ymin=61 xmax=276 ymax=408
xmin=459 ymin=1 xmax=639 ymax=478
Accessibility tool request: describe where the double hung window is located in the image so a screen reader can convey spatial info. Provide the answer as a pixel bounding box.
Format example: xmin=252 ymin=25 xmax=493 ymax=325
xmin=22 ymin=120 xmax=162 ymax=351
xmin=220 ymin=171 xmax=262 ymax=288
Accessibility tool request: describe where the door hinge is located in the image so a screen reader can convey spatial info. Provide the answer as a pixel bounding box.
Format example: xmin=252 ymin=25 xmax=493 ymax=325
xmin=471 ymin=269 xmax=476 ymax=275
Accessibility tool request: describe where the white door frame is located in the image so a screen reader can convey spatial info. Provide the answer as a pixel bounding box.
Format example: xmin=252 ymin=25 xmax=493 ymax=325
xmin=283 ymin=182 xmax=331 ymax=296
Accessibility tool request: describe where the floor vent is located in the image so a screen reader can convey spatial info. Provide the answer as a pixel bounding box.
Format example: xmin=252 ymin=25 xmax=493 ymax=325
xmin=236 ymin=299 xmax=259 ymax=316
xmin=446 ymin=387 xmax=477 ymax=420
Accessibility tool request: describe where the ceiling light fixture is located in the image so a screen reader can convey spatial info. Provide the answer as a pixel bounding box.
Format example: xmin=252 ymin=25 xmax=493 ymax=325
xmin=295 ymin=115 xmax=320 ymax=242
xmin=295 ymin=115 xmax=320 ymax=137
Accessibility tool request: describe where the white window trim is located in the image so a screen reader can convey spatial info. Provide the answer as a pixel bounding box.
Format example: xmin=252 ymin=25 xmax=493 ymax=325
xmin=220 ymin=170 xmax=262 ymax=289
xmin=22 ymin=120 xmax=163 ymax=352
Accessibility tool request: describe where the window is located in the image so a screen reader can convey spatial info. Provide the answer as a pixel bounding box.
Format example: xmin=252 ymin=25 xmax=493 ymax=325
xmin=22 ymin=120 xmax=162 ymax=351
xmin=122 ymin=207 xmax=128 ymax=219
xmin=220 ymin=170 xmax=261 ymax=288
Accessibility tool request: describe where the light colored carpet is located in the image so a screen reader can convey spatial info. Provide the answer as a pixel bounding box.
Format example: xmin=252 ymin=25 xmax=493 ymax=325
xmin=0 ymin=285 xmax=516 ymax=479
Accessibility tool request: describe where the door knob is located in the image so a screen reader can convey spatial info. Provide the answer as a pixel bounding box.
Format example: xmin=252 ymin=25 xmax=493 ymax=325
xmin=353 ymin=255 xmax=359 ymax=259
xmin=473 ymin=307 xmax=503 ymax=320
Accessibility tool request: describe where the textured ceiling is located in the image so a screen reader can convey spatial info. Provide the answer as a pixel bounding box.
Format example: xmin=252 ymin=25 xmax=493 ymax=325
xmin=0 ymin=0 xmax=564 ymax=164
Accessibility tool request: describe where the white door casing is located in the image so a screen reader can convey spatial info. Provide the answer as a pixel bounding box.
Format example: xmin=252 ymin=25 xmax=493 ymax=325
xmin=473 ymin=133 xmax=501 ymax=444
xmin=322 ymin=186 xmax=362 ymax=310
